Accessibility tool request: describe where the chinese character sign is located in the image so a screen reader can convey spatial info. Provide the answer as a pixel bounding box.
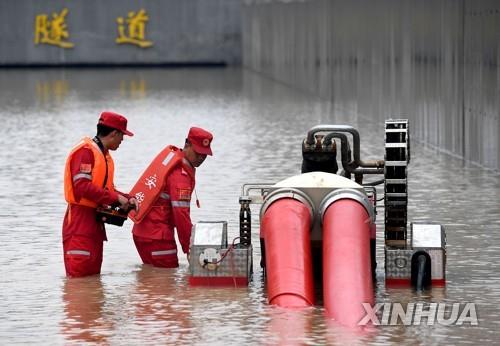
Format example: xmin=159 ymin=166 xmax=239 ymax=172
xmin=135 ymin=192 xmax=145 ymax=204
xmin=144 ymin=174 xmax=157 ymax=190
xmin=116 ymin=9 xmax=153 ymax=48
xmin=34 ymin=8 xmax=74 ymax=48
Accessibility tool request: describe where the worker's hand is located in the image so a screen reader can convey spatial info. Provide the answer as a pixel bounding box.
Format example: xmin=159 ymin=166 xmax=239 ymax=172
xmin=128 ymin=197 xmax=139 ymax=212
xmin=117 ymin=194 xmax=129 ymax=210
xmin=187 ymin=252 xmax=191 ymax=262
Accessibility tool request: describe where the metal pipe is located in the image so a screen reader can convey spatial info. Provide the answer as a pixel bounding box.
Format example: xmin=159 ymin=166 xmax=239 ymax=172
xmin=416 ymin=254 xmax=427 ymax=292
xmin=306 ymin=125 xmax=384 ymax=169
xmin=240 ymin=183 xmax=275 ymax=204
xmin=240 ymin=183 xmax=274 ymax=197
xmin=323 ymin=132 xmax=385 ymax=174
xmin=351 ymin=167 xmax=384 ymax=174
xmin=323 ymin=132 xmax=351 ymax=170
xmin=363 ymin=178 xmax=385 ymax=186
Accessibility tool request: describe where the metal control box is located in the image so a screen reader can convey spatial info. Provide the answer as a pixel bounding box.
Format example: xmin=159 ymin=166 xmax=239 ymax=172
xmin=188 ymin=221 xmax=252 ymax=287
xmin=385 ymin=223 xmax=446 ymax=286
xmin=191 ymin=221 xmax=228 ymax=248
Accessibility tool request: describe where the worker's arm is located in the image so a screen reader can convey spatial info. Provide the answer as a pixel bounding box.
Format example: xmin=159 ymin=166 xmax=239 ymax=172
xmin=114 ymin=189 xmax=138 ymax=210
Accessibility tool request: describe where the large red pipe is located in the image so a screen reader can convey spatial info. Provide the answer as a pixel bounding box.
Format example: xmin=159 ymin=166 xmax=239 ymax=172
xmin=322 ymin=199 xmax=374 ymax=327
xmin=261 ymin=198 xmax=314 ymax=307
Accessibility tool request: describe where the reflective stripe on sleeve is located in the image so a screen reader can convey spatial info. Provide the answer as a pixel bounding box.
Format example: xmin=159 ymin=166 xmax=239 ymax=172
xmin=66 ymin=250 xmax=91 ymax=256
xmin=151 ymin=249 xmax=177 ymax=256
xmin=73 ymin=173 xmax=92 ymax=182
xmin=159 ymin=192 xmax=170 ymax=200
xmin=171 ymin=201 xmax=190 ymax=208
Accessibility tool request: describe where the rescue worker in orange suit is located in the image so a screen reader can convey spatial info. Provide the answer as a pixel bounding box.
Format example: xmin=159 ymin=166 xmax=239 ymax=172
xmin=62 ymin=111 xmax=137 ymax=277
xmin=132 ymin=127 xmax=213 ymax=268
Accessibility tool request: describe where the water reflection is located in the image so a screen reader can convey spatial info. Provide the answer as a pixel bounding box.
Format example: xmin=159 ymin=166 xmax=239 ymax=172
xmin=323 ymin=318 xmax=378 ymax=346
xmin=61 ymin=277 xmax=112 ymax=344
xmin=119 ymin=79 xmax=147 ymax=99
xmin=36 ymin=80 xmax=69 ymax=104
xmin=264 ymin=308 xmax=313 ymax=346
xmin=262 ymin=306 xmax=379 ymax=345
xmin=131 ymin=266 xmax=193 ymax=343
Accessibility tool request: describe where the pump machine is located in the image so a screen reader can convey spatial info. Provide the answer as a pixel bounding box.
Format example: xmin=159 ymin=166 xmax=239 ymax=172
xmin=188 ymin=119 xmax=446 ymax=323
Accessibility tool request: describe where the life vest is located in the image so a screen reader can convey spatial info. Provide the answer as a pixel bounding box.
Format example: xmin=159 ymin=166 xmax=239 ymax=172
xmin=128 ymin=145 xmax=183 ymax=223
xmin=64 ymin=137 xmax=115 ymax=208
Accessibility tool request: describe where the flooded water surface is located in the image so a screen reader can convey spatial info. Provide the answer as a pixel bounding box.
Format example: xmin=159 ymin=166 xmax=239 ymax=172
xmin=0 ymin=67 xmax=499 ymax=344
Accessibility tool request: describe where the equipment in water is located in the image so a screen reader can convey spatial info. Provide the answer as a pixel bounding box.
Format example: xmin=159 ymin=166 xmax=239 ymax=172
xmin=381 ymin=120 xmax=446 ymax=287
xmin=234 ymin=119 xmax=445 ymax=327
xmin=255 ymin=173 xmax=375 ymax=326
xmin=188 ymin=221 xmax=252 ymax=287
xmin=385 ymin=223 xmax=446 ymax=288
xmin=186 ymin=119 xmax=446 ymax=327
xmin=96 ymin=205 xmax=130 ymax=226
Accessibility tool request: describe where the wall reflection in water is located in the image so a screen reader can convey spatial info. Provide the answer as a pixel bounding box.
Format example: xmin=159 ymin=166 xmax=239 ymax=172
xmin=36 ymin=80 xmax=69 ymax=104
xmin=120 ymin=79 xmax=147 ymax=99
xmin=0 ymin=69 xmax=152 ymax=108
xmin=243 ymin=0 xmax=500 ymax=170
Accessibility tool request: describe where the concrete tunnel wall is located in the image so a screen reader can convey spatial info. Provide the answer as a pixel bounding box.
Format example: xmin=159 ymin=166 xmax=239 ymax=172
xmin=242 ymin=0 xmax=500 ymax=171
xmin=0 ymin=0 xmax=242 ymax=65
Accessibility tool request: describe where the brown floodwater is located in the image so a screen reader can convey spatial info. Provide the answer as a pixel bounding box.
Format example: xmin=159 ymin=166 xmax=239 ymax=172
xmin=0 ymin=67 xmax=498 ymax=344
